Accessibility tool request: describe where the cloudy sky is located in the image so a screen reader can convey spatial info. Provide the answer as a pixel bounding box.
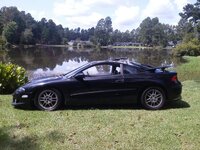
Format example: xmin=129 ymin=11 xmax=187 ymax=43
xmin=0 ymin=0 xmax=196 ymax=31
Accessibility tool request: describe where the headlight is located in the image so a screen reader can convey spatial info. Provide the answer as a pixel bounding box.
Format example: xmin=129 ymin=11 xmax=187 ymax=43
xmin=17 ymin=87 xmax=25 ymax=93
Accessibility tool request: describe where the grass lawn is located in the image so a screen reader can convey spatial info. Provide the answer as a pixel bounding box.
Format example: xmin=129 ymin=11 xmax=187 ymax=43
xmin=176 ymin=56 xmax=200 ymax=81
xmin=0 ymin=56 xmax=200 ymax=150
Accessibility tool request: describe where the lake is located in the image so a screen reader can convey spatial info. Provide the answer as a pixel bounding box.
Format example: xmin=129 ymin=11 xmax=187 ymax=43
xmin=0 ymin=46 xmax=183 ymax=80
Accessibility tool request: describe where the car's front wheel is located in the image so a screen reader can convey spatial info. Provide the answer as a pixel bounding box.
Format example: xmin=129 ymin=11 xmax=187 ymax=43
xmin=35 ymin=89 xmax=62 ymax=111
xmin=141 ymin=87 xmax=166 ymax=110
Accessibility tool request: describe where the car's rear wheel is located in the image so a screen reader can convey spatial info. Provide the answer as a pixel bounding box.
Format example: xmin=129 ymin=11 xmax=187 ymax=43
xmin=35 ymin=89 xmax=62 ymax=111
xmin=141 ymin=87 xmax=165 ymax=110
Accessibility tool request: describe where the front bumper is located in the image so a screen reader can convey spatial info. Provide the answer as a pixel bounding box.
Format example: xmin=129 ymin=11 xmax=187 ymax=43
xmin=12 ymin=92 xmax=33 ymax=108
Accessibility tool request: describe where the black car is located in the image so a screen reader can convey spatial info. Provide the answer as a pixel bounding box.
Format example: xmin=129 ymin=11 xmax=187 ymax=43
xmin=12 ymin=58 xmax=182 ymax=111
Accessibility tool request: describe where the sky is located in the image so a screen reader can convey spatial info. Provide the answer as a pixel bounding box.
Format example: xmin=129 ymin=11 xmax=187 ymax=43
xmin=0 ymin=0 xmax=197 ymax=31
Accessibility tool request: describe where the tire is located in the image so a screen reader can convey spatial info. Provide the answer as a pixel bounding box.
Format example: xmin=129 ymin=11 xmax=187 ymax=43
xmin=35 ymin=89 xmax=62 ymax=111
xmin=141 ymin=87 xmax=166 ymax=110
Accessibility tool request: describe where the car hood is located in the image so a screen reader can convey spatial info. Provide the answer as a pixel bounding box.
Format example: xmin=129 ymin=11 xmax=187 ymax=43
xmin=31 ymin=76 xmax=64 ymax=83
xmin=24 ymin=76 xmax=65 ymax=87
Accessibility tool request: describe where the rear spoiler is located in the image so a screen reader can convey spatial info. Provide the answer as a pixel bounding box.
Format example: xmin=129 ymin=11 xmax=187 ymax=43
xmin=146 ymin=65 xmax=172 ymax=72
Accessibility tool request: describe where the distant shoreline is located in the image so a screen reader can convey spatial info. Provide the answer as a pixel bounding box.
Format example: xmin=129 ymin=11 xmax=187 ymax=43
xmin=36 ymin=44 xmax=70 ymax=48
xmin=101 ymin=45 xmax=153 ymax=49
xmin=8 ymin=44 xmax=172 ymax=50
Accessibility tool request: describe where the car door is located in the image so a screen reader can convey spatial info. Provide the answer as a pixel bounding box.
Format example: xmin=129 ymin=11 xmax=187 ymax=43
xmin=122 ymin=64 xmax=144 ymax=101
xmin=69 ymin=63 xmax=126 ymax=104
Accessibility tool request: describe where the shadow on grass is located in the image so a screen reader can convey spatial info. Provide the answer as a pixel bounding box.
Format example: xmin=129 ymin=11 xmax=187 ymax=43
xmin=62 ymin=104 xmax=143 ymax=110
xmin=164 ymin=100 xmax=190 ymax=109
xmin=61 ymin=100 xmax=190 ymax=110
xmin=14 ymin=103 xmax=143 ymax=111
xmin=0 ymin=127 xmax=39 ymax=150
xmin=45 ymin=130 xmax=66 ymax=143
xmin=14 ymin=100 xmax=190 ymax=111
xmin=0 ymin=127 xmax=66 ymax=149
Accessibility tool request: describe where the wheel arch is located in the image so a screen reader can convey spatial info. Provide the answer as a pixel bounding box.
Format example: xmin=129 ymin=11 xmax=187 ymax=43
xmin=139 ymin=84 xmax=167 ymax=110
xmin=137 ymin=82 xmax=168 ymax=103
xmin=32 ymin=85 xmax=67 ymax=106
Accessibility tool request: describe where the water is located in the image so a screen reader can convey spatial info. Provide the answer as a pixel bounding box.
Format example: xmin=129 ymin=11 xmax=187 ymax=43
xmin=0 ymin=46 xmax=183 ymax=80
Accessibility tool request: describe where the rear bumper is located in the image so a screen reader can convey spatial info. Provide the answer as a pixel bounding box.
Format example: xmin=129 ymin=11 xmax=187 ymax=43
xmin=167 ymin=83 xmax=182 ymax=101
xmin=170 ymin=95 xmax=182 ymax=101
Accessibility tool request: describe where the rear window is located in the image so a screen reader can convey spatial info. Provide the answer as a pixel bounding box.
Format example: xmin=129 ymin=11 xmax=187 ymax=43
xmin=123 ymin=65 xmax=138 ymax=74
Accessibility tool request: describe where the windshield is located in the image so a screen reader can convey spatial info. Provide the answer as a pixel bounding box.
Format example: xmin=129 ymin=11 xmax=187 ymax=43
xmin=64 ymin=62 xmax=90 ymax=78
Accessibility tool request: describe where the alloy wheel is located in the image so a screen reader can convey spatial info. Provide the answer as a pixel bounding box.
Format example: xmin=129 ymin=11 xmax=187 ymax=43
xmin=38 ymin=89 xmax=59 ymax=110
xmin=142 ymin=87 xmax=165 ymax=110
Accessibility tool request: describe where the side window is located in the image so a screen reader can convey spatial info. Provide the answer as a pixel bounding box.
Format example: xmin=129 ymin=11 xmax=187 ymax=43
xmin=83 ymin=64 xmax=121 ymax=76
xmin=112 ymin=65 xmax=121 ymax=75
xmin=123 ymin=65 xmax=138 ymax=74
xmin=83 ymin=64 xmax=112 ymax=76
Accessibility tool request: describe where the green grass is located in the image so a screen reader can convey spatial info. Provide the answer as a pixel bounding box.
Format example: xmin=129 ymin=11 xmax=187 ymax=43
xmin=0 ymin=56 xmax=200 ymax=150
xmin=176 ymin=56 xmax=200 ymax=81
xmin=0 ymin=81 xmax=200 ymax=150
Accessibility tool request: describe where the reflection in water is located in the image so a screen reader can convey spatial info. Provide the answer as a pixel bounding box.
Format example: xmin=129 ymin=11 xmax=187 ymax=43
xmin=31 ymin=59 xmax=88 ymax=79
xmin=0 ymin=50 xmax=11 ymax=62
xmin=2 ymin=47 xmax=183 ymax=80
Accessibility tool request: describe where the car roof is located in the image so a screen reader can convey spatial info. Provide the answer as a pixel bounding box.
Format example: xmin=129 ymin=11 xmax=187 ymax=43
xmin=89 ymin=58 xmax=154 ymax=71
xmin=95 ymin=58 xmax=171 ymax=72
xmin=90 ymin=59 xmax=141 ymax=66
xmin=90 ymin=58 xmax=129 ymax=64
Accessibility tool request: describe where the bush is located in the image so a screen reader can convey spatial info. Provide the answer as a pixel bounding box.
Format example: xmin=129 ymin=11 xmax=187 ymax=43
xmin=173 ymin=38 xmax=200 ymax=56
xmin=0 ymin=62 xmax=28 ymax=94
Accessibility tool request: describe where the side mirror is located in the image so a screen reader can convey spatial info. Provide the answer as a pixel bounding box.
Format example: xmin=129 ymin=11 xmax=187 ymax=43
xmin=74 ymin=72 xmax=85 ymax=80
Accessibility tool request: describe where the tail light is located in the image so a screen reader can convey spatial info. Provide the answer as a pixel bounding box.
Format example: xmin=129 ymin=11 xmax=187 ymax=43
xmin=171 ymin=75 xmax=177 ymax=82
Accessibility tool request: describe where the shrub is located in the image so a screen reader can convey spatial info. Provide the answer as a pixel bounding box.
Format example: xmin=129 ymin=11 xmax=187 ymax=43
xmin=173 ymin=38 xmax=200 ymax=56
xmin=0 ymin=62 xmax=28 ymax=94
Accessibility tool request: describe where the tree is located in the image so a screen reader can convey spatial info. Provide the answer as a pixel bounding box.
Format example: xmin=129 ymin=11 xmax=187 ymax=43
xmin=138 ymin=17 xmax=167 ymax=46
xmin=176 ymin=19 xmax=194 ymax=40
xmin=0 ymin=7 xmax=26 ymax=42
xmin=88 ymin=27 xmax=95 ymax=38
xmin=38 ymin=19 xmax=62 ymax=44
xmin=104 ymin=17 xmax=113 ymax=33
xmin=95 ymin=18 xmax=106 ymax=45
xmin=20 ymin=28 xmax=34 ymax=44
xmin=122 ymin=30 xmax=132 ymax=42
xmin=173 ymin=0 xmax=200 ymax=56
xmin=152 ymin=21 xmax=166 ymax=46
xmin=0 ymin=7 xmax=19 ymax=24
xmin=162 ymin=24 xmax=180 ymax=45
xmin=0 ymin=12 xmax=3 ymax=34
xmin=138 ymin=17 xmax=153 ymax=45
xmin=179 ymin=0 xmax=200 ymax=24
xmin=110 ymin=29 xmax=122 ymax=43
xmin=94 ymin=16 xmax=113 ymax=46
xmin=179 ymin=0 xmax=200 ymax=39
xmin=2 ymin=21 xmax=18 ymax=44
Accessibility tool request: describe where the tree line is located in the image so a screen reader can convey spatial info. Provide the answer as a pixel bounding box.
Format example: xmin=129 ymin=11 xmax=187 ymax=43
xmin=0 ymin=0 xmax=200 ymax=49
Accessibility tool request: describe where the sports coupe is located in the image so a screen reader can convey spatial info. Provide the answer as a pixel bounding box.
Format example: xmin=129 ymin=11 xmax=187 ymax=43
xmin=12 ymin=58 xmax=182 ymax=110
